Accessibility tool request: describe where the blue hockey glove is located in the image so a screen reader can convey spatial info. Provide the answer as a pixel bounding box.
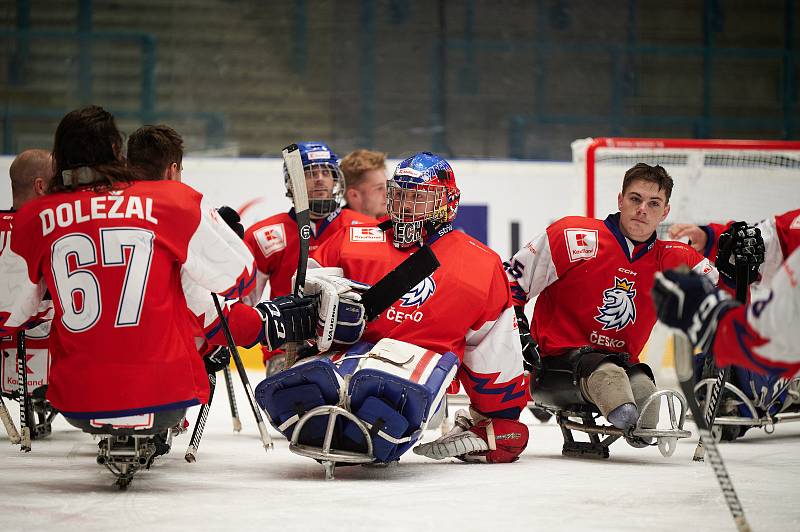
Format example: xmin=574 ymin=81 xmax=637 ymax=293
xmin=715 ymin=221 xmax=765 ymax=289
xmin=256 ymin=295 xmax=318 ymax=351
xmin=652 ymin=268 xmax=740 ymax=352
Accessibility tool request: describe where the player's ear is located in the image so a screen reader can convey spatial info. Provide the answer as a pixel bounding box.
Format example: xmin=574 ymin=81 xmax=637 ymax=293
xmin=660 ymin=203 xmax=671 ymax=222
xmin=617 ymin=192 xmax=623 ymax=210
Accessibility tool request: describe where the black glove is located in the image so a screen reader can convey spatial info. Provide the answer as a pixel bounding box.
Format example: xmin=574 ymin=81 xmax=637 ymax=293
xmin=515 ymin=306 xmax=542 ymax=388
xmin=217 ymin=206 xmax=244 ymax=239
xmin=652 ymin=268 xmax=740 ymax=353
xmin=256 ymin=295 xmax=318 ymax=351
xmin=715 ymin=221 xmax=765 ymax=289
xmin=203 ymin=346 xmax=231 ymax=374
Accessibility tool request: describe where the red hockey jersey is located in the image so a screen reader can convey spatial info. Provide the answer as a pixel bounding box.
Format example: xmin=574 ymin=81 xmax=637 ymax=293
xmin=243 ymin=208 xmax=375 ymax=302
xmin=713 ymin=246 xmax=800 ymax=378
xmin=311 ymin=224 xmax=528 ymax=417
xmin=507 ymin=214 xmax=716 ymax=361
xmin=0 ymin=180 xmax=255 ymax=418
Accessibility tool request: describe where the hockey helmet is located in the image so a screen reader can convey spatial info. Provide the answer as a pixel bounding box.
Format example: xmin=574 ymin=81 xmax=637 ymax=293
xmin=283 ymin=141 xmax=344 ymax=218
xmin=387 ymin=152 xmax=460 ymax=248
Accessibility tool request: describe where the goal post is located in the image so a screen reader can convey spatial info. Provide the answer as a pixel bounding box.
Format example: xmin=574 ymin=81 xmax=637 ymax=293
xmin=572 ymin=137 xmax=800 ymax=227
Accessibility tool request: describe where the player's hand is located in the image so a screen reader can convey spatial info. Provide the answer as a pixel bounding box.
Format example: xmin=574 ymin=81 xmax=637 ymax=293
xmin=299 ymin=268 xmax=369 ymax=351
xmin=652 ymin=268 xmax=739 ymax=352
xmin=715 ymin=221 xmax=765 ymax=289
xmin=413 ymin=409 xmax=529 ymax=463
xmin=256 ymin=295 xmax=317 ymax=351
xmin=203 ymin=346 xmax=231 ymax=374
xmin=217 ymin=206 xmax=244 ymax=239
xmin=667 ymin=223 xmax=707 ymax=253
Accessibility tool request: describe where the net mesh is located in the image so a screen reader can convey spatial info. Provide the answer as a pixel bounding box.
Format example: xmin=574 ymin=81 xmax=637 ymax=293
xmin=572 ymin=138 xmax=800 ymax=236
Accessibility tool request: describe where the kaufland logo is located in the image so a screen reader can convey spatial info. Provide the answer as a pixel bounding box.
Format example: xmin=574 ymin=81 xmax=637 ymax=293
xmin=350 ymin=226 xmax=385 ymax=242
xmin=565 ymin=228 xmax=598 ymax=262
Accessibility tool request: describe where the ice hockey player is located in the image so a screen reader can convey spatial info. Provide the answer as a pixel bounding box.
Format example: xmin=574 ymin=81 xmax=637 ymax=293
xmin=340 ymin=148 xmax=389 ymax=220
xmin=264 ymin=152 xmax=530 ymax=465
xmin=0 ymin=106 xmax=316 ymax=440
xmin=243 ymin=141 xmax=376 ymax=374
xmin=653 ymin=245 xmax=800 ymax=380
xmin=1 ymin=149 xmax=56 ymax=439
xmin=505 ymin=162 xmax=717 ymax=446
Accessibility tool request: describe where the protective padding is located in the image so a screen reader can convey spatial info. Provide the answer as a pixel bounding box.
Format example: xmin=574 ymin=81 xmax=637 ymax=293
xmin=343 ymin=348 xmax=459 ymax=462
xmin=531 ymin=368 xmax=590 ymax=410
xmin=254 ymin=358 xmax=343 ymax=440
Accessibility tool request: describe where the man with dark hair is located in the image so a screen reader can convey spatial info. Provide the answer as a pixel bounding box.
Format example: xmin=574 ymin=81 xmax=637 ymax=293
xmin=0 ymin=106 xmax=315 ymax=435
xmin=505 ymin=162 xmax=717 ymax=447
xmin=340 ymin=149 xmax=388 ymax=219
xmin=127 ymin=125 xmax=184 ymax=181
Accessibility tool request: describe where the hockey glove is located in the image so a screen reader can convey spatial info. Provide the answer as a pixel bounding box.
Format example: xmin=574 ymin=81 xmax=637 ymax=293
xmin=299 ymin=268 xmax=369 ymax=352
xmin=217 ymin=206 xmax=244 ymax=239
xmin=413 ymin=408 xmax=529 ymax=464
xmin=255 ymin=295 xmax=317 ymax=351
xmin=515 ymin=306 xmax=542 ymax=389
xmin=203 ymin=346 xmax=231 ymax=374
xmin=652 ymin=268 xmax=741 ymax=353
xmin=715 ymin=221 xmax=765 ymax=289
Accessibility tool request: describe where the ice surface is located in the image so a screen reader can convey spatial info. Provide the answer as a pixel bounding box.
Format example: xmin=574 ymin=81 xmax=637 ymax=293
xmin=1 ymin=373 xmax=799 ymax=532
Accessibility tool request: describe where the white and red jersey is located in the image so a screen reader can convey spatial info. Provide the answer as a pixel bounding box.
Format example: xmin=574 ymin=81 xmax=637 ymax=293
xmin=0 ymin=180 xmax=256 ymax=418
xmin=507 ymin=214 xmax=716 ymax=361
xmin=311 ymin=223 xmax=528 ymax=418
xmin=704 ymin=208 xmax=800 ymax=286
xmin=243 ymin=208 xmax=375 ymax=302
xmin=713 ymin=246 xmax=800 ymax=378
xmin=0 ymin=209 xmax=53 ymax=396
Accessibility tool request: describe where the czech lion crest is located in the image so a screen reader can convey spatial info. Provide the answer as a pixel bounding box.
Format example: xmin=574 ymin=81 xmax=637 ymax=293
xmin=594 ymin=277 xmax=636 ymax=331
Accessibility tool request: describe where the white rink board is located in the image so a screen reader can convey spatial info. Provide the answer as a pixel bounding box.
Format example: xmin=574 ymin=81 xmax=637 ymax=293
xmin=1 ymin=370 xmax=799 ymax=532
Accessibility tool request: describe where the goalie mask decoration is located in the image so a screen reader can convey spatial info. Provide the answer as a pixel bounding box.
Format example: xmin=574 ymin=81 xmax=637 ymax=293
xmin=283 ymin=141 xmax=344 ymax=218
xmin=387 ymin=152 xmax=461 ymax=248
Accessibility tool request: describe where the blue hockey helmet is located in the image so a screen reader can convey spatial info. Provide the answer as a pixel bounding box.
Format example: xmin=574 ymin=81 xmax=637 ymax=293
xmin=283 ymin=141 xmax=344 ymax=218
xmin=387 ymin=152 xmax=460 ymax=248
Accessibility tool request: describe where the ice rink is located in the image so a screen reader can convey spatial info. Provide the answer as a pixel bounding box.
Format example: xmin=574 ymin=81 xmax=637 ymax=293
xmin=1 ymin=372 xmax=799 ymax=532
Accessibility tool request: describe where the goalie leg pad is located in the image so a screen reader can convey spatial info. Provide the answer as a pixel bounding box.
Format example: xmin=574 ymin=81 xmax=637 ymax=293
xmin=254 ymin=358 xmax=343 ymax=441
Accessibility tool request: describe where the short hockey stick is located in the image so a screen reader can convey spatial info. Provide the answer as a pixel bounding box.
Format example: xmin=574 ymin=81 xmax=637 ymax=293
xmin=674 ymin=333 xmax=751 ymax=532
xmin=222 ymin=365 xmax=242 ymax=432
xmin=16 ymin=332 xmax=31 ymax=452
xmin=0 ymin=394 xmax=21 ymax=444
xmin=693 ymin=261 xmax=749 ymax=462
xmin=212 ymin=295 xmax=273 ymax=451
xmin=281 ymin=143 xmax=311 ymax=367
xmin=185 ymin=369 xmax=217 ymax=462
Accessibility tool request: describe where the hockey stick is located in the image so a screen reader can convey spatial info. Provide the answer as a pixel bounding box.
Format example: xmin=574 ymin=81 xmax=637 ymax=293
xmin=16 ymin=332 xmax=31 ymax=452
xmin=185 ymin=368 xmax=217 ymax=462
xmin=222 ymin=365 xmax=242 ymax=432
xmin=212 ymin=295 xmax=273 ymax=451
xmin=0 ymin=394 xmax=21 ymax=444
xmin=674 ymin=332 xmax=751 ymax=532
xmin=693 ymin=261 xmax=749 ymax=462
xmin=282 ymin=143 xmax=311 ymax=367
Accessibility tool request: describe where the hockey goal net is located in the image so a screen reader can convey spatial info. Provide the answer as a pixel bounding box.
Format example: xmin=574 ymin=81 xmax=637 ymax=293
xmin=572 ymin=137 xmax=800 ymax=231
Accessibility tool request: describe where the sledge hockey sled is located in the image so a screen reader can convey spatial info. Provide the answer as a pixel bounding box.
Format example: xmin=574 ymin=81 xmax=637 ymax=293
xmin=530 ymin=366 xmax=691 ymax=459
xmin=693 ymin=375 xmax=800 ymax=441
xmin=255 ymin=338 xmax=458 ymax=479
xmin=65 ymin=408 xmax=186 ymax=489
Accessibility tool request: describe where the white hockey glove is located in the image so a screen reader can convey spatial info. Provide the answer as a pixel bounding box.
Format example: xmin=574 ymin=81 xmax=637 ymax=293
xmin=413 ymin=408 xmax=529 ymax=464
xmin=297 ymin=268 xmax=370 ymax=352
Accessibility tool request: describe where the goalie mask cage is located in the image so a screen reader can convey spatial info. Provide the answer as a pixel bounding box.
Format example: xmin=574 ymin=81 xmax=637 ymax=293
xmin=572 ymin=137 xmax=800 ymax=231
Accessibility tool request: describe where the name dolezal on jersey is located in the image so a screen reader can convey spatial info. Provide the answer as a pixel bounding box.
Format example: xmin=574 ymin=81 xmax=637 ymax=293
xmin=564 ymin=228 xmax=598 ymax=262
xmin=350 ymin=226 xmax=385 ymax=242
xmin=594 ymin=277 xmax=637 ymax=331
xmin=253 ymin=223 xmax=287 ymax=258
xmin=40 ymin=195 xmax=158 ymax=236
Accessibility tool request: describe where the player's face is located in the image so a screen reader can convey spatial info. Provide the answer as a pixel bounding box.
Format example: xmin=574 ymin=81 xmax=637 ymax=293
xmin=351 ymin=168 xmax=388 ymax=218
xmin=304 ymin=166 xmax=335 ymax=199
xmin=617 ymin=179 xmax=670 ymax=242
xmin=389 ymin=184 xmax=441 ymax=223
